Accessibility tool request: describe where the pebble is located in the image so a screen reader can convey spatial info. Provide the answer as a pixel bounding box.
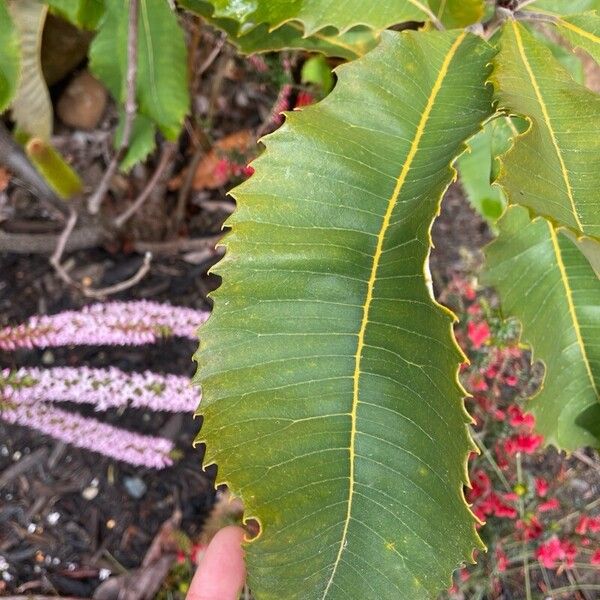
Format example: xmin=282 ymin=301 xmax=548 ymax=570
xmin=123 ymin=476 xmax=147 ymax=499
xmin=82 ymin=485 xmax=99 ymax=500
xmin=46 ymin=511 xmax=60 ymax=526
xmin=57 ymin=71 xmax=108 ymax=130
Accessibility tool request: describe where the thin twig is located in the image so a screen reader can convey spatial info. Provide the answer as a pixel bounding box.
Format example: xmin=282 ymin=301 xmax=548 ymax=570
xmin=50 ymin=208 xmax=152 ymax=298
xmin=114 ymin=142 xmax=177 ymax=228
xmin=198 ymin=32 xmax=227 ymax=77
xmin=172 ymin=128 xmax=212 ymax=233
xmin=87 ymin=0 xmax=140 ymax=214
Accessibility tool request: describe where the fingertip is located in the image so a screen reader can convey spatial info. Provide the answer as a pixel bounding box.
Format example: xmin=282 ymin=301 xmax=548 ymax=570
xmin=187 ymin=526 xmax=246 ymax=600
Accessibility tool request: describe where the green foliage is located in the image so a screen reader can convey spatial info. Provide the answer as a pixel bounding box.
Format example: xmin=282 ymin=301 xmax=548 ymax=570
xmin=116 ymin=113 xmax=157 ymax=173
xmin=301 ymin=55 xmax=334 ymax=93
xmin=45 ymin=0 xmax=105 ymax=29
xmin=555 ymin=12 xmax=600 ymax=65
xmin=483 ymin=206 xmax=600 ymax=450
xmin=0 ymin=0 xmax=20 ymax=112
xmin=428 ymin=0 xmax=485 ymax=28
xmin=90 ymin=0 xmax=189 ymax=139
xmin=201 ymin=0 xmax=431 ymax=35
xmin=179 ymin=0 xmax=378 ymax=59
xmin=491 ymin=21 xmax=600 ymax=238
xmin=195 ymin=30 xmax=495 ymax=599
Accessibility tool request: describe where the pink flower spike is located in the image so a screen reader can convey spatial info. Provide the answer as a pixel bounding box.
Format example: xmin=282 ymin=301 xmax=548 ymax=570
xmin=0 ymin=301 xmax=208 ymax=350
xmin=1 ymin=403 xmax=174 ymax=469
xmin=590 ymin=549 xmax=600 ymax=566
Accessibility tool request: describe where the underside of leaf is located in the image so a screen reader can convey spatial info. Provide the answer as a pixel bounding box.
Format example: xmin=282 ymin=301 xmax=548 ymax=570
xmin=483 ymin=206 xmax=600 ymax=450
xmin=195 ymin=30 xmax=495 ymax=599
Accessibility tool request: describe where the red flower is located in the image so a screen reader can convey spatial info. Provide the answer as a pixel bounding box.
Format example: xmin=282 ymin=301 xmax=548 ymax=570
xmin=496 ymin=546 xmax=509 ymax=572
xmin=576 ymin=515 xmax=600 ymax=535
xmin=295 ymin=91 xmax=315 ymax=108
xmin=538 ymin=498 xmax=560 ymax=513
xmin=468 ymin=469 xmax=491 ymax=502
xmin=464 ymin=285 xmax=476 ymax=301
xmin=561 ymin=540 xmax=577 ymax=569
xmin=242 ymin=165 xmax=255 ymax=177
xmin=459 ymin=567 xmax=470 ymax=582
xmin=517 ymin=515 xmax=543 ymax=540
xmin=467 ymin=303 xmax=482 ymax=316
xmin=505 ymin=374 xmax=519 ymax=386
xmin=504 ymin=433 xmax=543 ymax=455
xmin=590 ymin=517 xmax=600 ymax=533
xmin=467 ymin=320 xmax=490 ymax=349
xmin=535 ymin=477 xmax=549 ymax=498
xmin=536 ymin=537 xmax=564 ymax=569
xmin=467 ymin=372 xmax=488 ymax=392
xmin=590 ymin=549 xmax=600 ymax=566
xmin=507 ymin=405 xmax=535 ymax=429
xmin=485 ymin=364 xmax=499 ymax=379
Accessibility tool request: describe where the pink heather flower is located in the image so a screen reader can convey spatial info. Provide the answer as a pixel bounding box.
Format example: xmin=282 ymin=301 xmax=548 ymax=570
xmin=538 ymin=498 xmax=560 ymax=513
xmin=535 ymin=477 xmax=549 ymax=498
xmin=0 ymin=301 xmax=208 ymax=350
xmin=1 ymin=403 xmax=174 ymax=469
xmin=467 ymin=321 xmax=490 ymax=349
xmin=591 ymin=549 xmax=600 ymax=566
xmin=1 ymin=366 xmax=198 ymax=413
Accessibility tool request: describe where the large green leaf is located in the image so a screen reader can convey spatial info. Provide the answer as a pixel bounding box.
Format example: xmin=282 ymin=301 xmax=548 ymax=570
xmin=483 ymin=206 xmax=600 ymax=450
xmin=0 ymin=0 xmax=20 ymax=112
xmin=554 ymin=12 xmax=600 ymax=65
xmin=203 ymin=0 xmax=432 ymax=35
xmin=179 ymin=0 xmax=377 ymax=59
xmin=8 ymin=0 xmax=52 ymax=140
xmin=195 ymin=30 xmax=494 ymax=599
xmin=529 ymin=0 xmax=600 ymax=14
xmin=428 ymin=0 xmax=484 ymax=28
xmin=90 ymin=0 xmax=188 ymax=142
xmin=492 ymin=21 xmax=600 ymax=238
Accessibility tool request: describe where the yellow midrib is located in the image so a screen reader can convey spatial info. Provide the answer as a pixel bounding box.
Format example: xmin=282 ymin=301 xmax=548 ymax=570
xmin=559 ymin=18 xmax=600 ymax=45
xmin=320 ymin=31 xmax=467 ymax=599
xmin=548 ymin=223 xmax=599 ymax=397
xmin=512 ymin=21 xmax=585 ymax=234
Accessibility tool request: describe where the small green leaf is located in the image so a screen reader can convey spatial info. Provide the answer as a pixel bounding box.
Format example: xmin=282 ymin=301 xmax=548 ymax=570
xmin=483 ymin=206 xmax=600 ymax=450
xmin=428 ymin=0 xmax=485 ymax=28
xmin=492 ymin=21 xmax=600 ymax=238
xmin=301 ymin=55 xmax=334 ymax=94
xmin=0 ymin=0 xmax=20 ymax=113
xmin=8 ymin=0 xmax=52 ymax=140
xmin=195 ymin=30 xmax=495 ymax=599
xmin=45 ymin=0 xmax=105 ymax=30
xmin=555 ymin=11 xmax=600 ymax=66
xmin=90 ymin=0 xmax=188 ymax=144
xmin=116 ymin=113 xmax=157 ymax=172
xmin=529 ymin=0 xmax=600 ymax=14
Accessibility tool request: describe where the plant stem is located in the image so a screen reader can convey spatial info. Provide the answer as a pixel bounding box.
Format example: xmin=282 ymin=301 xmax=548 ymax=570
xmin=516 ymin=452 xmax=532 ymax=600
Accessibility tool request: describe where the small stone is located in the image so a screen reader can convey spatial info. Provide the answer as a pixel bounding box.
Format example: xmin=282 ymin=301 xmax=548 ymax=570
xmin=82 ymin=486 xmax=98 ymax=500
xmin=47 ymin=512 xmax=60 ymax=526
xmin=41 ymin=350 xmax=54 ymax=365
xmin=106 ymin=519 xmax=116 ymax=530
xmin=27 ymin=523 xmax=36 ymax=534
xmin=12 ymin=451 xmax=21 ymax=461
xmin=0 ymin=446 xmax=8 ymax=457
xmin=123 ymin=476 xmax=147 ymax=499
xmin=57 ymin=71 xmax=107 ymax=130
xmin=98 ymin=568 xmax=111 ymax=581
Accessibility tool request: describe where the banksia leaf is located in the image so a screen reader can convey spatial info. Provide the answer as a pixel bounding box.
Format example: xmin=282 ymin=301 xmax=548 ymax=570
xmin=195 ymin=30 xmax=495 ymax=599
xmin=492 ymin=21 xmax=600 ymax=238
xmin=483 ymin=206 xmax=600 ymax=450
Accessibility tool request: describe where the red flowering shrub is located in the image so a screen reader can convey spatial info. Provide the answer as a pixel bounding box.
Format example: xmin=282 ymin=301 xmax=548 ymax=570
xmin=438 ymin=274 xmax=600 ymax=598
